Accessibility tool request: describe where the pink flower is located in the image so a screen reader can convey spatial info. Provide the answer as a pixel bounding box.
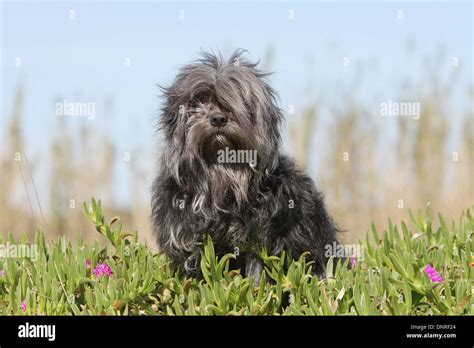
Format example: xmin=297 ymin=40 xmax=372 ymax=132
xmin=350 ymin=255 xmax=357 ymax=268
xmin=93 ymin=262 xmax=114 ymax=278
xmin=425 ymin=265 xmax=443 ymax=283
xmin=0 ymin=269 xmax=5 ymax=277
xmin=86 ymin=259 xmax=91 ymax=269
xmin=20 ymin=301 xmax=26 ymax=312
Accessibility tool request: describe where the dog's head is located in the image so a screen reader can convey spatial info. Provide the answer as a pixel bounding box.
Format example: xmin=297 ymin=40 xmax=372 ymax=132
xmin=159 ymin=49 xmax=283 ymax=176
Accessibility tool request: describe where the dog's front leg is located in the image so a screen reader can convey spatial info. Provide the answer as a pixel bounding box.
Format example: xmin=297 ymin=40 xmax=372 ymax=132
xmin=245 ymin=253 xmax=263 ymax=284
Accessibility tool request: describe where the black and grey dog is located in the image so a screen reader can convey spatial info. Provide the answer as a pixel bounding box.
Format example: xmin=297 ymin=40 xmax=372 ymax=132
xmin=152 ymin=49 xmax=341 ymax=282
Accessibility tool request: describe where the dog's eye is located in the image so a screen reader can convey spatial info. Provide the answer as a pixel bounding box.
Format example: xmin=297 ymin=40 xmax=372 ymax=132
xmin=190 ymin=100 xmax=202 ymax=109
xmin=190 ymin=93 xmax=209 ymax=107
xmin=218 ymin=104 xmax=232 ymax=114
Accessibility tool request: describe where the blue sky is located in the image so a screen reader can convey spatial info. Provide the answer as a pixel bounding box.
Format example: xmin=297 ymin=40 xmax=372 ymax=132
xmin=1 ymin=1 xmax=472 ymax=208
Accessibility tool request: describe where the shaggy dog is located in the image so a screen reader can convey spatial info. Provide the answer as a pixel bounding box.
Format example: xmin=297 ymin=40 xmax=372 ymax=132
xmin=152 ymin=50 xmax=341 ymax=282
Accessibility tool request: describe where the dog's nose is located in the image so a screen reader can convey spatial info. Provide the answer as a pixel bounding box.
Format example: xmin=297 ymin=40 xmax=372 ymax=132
xmin=210 ymin=113 xmax=228 ymax=128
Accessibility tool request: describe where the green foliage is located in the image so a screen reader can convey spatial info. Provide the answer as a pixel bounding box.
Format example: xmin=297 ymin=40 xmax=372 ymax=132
xmin=0 ymin=199 xmax=472 ymax=315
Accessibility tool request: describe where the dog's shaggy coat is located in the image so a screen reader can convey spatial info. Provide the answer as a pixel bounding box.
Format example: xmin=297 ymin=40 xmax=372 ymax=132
xmin=152 ymin=50 xmax=341 ymax=281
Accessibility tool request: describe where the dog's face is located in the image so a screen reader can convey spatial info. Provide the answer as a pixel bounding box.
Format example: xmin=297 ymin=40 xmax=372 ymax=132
xmin=182 ymin=88 xmax=256 ymax=164
xmin=160 ymin=50 xmax=283 ymax=173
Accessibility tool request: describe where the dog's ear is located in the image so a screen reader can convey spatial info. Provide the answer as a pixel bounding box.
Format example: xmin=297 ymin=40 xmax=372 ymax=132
xmin=256 ymin=82 xmax=283 ymax=172
xmin=223 ymin=49 xmax=284 ymax=172
xmin=228 ymin=50 xmax=282 ymax=131
xmin=158 ymin=82 xmax=188 ymax=183
xmin=158 ymin=82 xmax=188 ymax=142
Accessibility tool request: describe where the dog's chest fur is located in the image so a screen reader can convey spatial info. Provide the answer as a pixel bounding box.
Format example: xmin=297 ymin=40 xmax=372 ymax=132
xmin=177 ymin=165 xmax=262 ymax=250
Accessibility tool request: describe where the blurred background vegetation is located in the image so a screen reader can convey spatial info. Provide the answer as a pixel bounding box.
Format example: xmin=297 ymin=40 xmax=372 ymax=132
xmin=1 ymin=43 xmax=472 ymax=246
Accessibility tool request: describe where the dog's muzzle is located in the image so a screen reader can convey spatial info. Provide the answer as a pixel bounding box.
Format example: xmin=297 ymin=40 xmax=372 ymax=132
xmin=210 ymin=113 xmax=228 ymax=128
